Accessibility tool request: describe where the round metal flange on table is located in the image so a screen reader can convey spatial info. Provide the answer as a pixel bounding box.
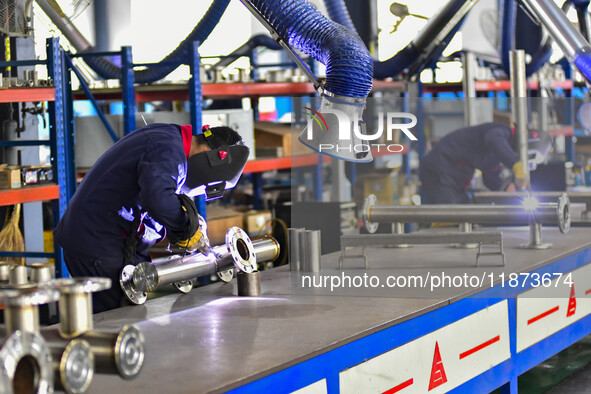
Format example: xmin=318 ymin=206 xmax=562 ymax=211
xmin=364 ymin=194 xmax=379 ymax=234
xmin=52 ymin=339 xmax=94 ymax=394
xmin=226 ymin=227 xmax=257 ymax=273
xmin=0 ymin=330 xmax=53 ymax=394
xmin=51 ymin=277 xmax=111 ymax=338
xmin=0 ymin=286 xmax=60 ymax=333
xmin=81 ymin=324 xmax=145 ymax=380
xmin=119 ymin=265 xmax=147 ymax=305
xmin=172 ymin=280 xmax=193 ymax=293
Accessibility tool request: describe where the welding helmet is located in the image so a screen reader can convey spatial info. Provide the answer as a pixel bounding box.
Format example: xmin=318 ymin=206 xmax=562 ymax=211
xmin=182 ymin=125 xmax=249 ymax=201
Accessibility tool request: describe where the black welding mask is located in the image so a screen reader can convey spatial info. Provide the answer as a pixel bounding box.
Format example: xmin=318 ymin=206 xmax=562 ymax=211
xmin=182 ymin=126 xmax=249 ymax=201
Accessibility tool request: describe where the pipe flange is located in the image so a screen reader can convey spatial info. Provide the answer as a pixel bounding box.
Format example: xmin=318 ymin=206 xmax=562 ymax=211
xmin=114 ymin=325 xmax=145 ymax=380
xmin=59 ymin=339 xmax=94 ymax=394
xmin=0 ymin=330 xmax=53 ymax=393
xmin=226 ymin=227 xmax=257 ymax=273
xmin=557 ymin=193 xmax=571 ymax=234
xmin=217 ymin=269 xmax=235 ymax=283
xmin=51 ymin=277 xmax=111 ymax=294
xmin=120 ymin=265 xmax=147 ymax=305
xmin=172 ymin=280 xmax=193 ymax=294
xmin=364 ymin=194 xmax=379 ymax=234
xmin=0 ymin=286 xmax=60 ymax=307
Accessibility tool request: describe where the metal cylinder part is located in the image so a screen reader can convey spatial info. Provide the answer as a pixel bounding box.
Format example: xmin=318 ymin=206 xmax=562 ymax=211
xmin=237 ymin=271 xmax=261 ymax=297
xmin=51 ymin=277 xmax=112 ymax=338
xmin=121 ymin=227 xmax=256 ymax=305
xmin=28 ymin=262 xmax=53 ymax=284
xmin=0 ymin=330 xmax=53 ymax=394
xmin=510 ymin=49 xmax=530 ymax=188
xmin=363 ymin=194 xmax=571 ymax=234
xmin=299 ymin=230 xmax=321 ymax=273
xmin=0 ymin=287 xmax=60 ymax=334
xmin=288 ymin=228 xmax=304 ymax=272
xmin=0 ymin=262 xmax=11 ymax=282
xmin=8 ymin=265 xmax=28 ymax=287
xmin=252 ymin=236 xmax=281 ymax=264
xmin=80 ymin=325 xmax=145 ymax=380
xmin=49 ymin=339 xmax=94 ymax=394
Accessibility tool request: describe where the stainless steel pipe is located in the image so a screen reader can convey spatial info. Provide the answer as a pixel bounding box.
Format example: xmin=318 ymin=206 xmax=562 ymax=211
xmin=237 ymin=271 xmax=261 ymax=297
xmin=252 ymin=236 xmax=281 ymax=264
xmin=299 ymin=230 xmax=321 ymax=273
xmin=79 ymin=325 xmax=145 ymax=380
xmin=288 ymin=228 xmax=304 ymax=272
xmin=121 ymin=227 xmax=257 ymax=305
xmin=51 ymin=278 xmax=112 ymax=339
xmin=42 ymin=333 xmax=94 ymax=394
xmin=510 ymin=49 xmax=530 ymax=190
xmin=364 ymin=194 xmax=571 ymax=234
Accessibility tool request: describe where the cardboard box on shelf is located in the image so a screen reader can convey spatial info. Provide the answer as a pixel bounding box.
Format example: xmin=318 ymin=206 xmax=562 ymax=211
xmin=355 ymin=169 xmax=398 ymax=205
xmin=0 ymin=165 xmax=21 ymax=189
xmin=243 ymin=210 xmax=272 ymax=238
xmin=206 ymin=206 xmax=244 ymax=245
xmin=254 ymin=121 xmax=312 ymax=157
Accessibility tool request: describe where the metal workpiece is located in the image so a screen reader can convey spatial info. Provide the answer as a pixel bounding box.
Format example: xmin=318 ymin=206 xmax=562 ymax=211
xmin=8 ymin=265 xmax=28 ymax=287
xmin=340 ymin=231 xmax=505 ymax=268
xmin=80 ymin=325 xmax=145 ymax=380
xmin=288 ymin=228 xmax=304 ymax=272
xmin=51 ymin=277 xmax=112 ymax=339
xmin=0 ymin=262 xmax=10 ymax=282
xmin=510 ymin=49 xmax=530 ymax=188
xmin=363 ymin=194 xmax=571 ymax=234
xmin=474 ymin=191 xmax=591 ymax=219
xmin=252 ymin=236 xmax=281 ymax=264
xmin=0 ymin=287 xmax=60 ymax=334
xmin=237 ymin=271 xmax=261 ymax=297
xmin=27 ymin=262 xmax=53 ymax=284
xmin=121 ymin=227 xmax=256 ymax=305
xmin=0 ymin=330 xmax=53 ymax=394
xmin=299 ymin=230 xmax=322 ymax=273
xmin=45 ymin=336 xmax=94 ymax=394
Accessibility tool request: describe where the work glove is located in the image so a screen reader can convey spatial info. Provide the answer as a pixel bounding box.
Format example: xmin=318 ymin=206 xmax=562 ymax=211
xmin=512 ymin=161 xmax=528 ymax=190
xmin=177 ymin=214 xmax=211 ymax=254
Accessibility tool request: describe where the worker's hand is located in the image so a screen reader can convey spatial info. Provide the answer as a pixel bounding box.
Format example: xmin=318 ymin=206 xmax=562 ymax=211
xmin=177 ymin=215 xmax=211 ymax=254
xmin=506 ymin=183 xmax=516 ymax=192
xmin=512 ymin=161 xmax=528 ymax=190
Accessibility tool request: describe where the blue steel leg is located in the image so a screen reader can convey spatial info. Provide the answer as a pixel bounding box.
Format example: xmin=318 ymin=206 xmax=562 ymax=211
xmin=121 ymin=46 xmax=136 ymax=135
xmin=65 ymin=55 xmax=118 ymax=142
xmin=189 ymin=41 xmax=207 ymax=220
xmin=47 ymin=38 xmax=71 ymax=278
xmin=252 ymin=173 xmax=264 ymax=209
xmin=315 ymin=153 xmax=323 ymax=201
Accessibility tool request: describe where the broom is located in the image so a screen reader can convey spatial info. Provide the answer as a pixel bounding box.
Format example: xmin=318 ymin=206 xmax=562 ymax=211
xmin=0 ymin=204 xmax=25 ymax=265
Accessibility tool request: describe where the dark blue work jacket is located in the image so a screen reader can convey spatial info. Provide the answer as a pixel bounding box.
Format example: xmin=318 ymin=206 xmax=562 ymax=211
xmin=420 ymin=122 xmax=519 ymax=191
xmin=54 ymin=123 xmax=191 ymax=262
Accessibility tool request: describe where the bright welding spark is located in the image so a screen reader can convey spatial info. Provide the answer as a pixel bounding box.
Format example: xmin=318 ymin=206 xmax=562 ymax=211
xmin=522 ymin=196 xmax=539 ymax=211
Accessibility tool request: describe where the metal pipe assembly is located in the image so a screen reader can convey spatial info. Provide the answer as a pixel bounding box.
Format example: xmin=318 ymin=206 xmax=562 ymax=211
xmin=79 ymin=325 xmax=145 ymax=380
xmin=510 ymin=49 xmax=530 ymax=189
xmin=0 ymin=330 xmax=54 ymax=394
xmin=473 ymin=191 xmax=591 ymax=218
xmin=51 ymin=278 xmax=112 ymax=339
xmin=46 ymin=337 xmax=94 ymax=394
xmin=120 ymin=228 xmax=281 ymax=305
xmin=0 ymin=287 xmax=60 ymax=334
xmin=363 ymin=194 xmax=571 ymax=235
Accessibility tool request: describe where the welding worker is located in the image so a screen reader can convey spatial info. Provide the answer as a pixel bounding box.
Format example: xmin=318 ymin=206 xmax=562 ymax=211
xmin=419 ymin=122 xmax=527 ymax=204
xmin=54 ymin=124 xmax=249 ymax=313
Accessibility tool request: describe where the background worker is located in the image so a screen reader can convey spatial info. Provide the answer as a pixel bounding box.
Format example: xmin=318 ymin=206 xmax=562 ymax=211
xmin=54 ymin=123 xmax=249 ymax=313
xmin=419 ymin=122 xmax=527 ymax=204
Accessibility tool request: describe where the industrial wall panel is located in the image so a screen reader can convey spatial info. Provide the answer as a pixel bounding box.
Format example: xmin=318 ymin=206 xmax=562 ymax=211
xmin=516 ymin=262 xmax=591 ymax=352
xmin=339 ymin=300 xmax=510 ymax=393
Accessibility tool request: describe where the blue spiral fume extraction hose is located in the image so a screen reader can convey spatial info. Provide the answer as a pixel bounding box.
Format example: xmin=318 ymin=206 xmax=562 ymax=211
xmin=84 ymin=0 xmax=231 ymax=83
xmin=324 ymin=0 xmax=473 ymax=79
xmin=245 ymin=0 xmax=373 ymax=99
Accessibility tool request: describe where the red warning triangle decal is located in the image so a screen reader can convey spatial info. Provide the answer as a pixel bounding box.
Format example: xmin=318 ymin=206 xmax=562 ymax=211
xmin=219 ymin=151 xmax=228 ymax=160
xmin=428 ymin=341 xmax=448 ymax=391
xmin=567 ymin=284 xmax=577 ymax=317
